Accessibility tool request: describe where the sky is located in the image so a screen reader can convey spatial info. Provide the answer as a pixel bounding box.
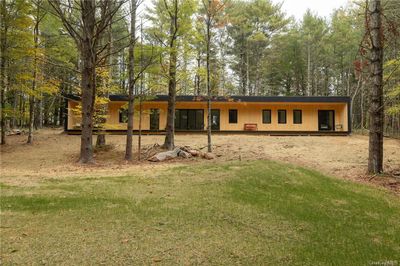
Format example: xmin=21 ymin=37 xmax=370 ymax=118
xmin=272 ymin=0 xmax=350 ymax=21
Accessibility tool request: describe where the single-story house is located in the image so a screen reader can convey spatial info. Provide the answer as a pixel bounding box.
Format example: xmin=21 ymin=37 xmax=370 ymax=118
xmin=65 ymin=95 xmax=351 ymax=135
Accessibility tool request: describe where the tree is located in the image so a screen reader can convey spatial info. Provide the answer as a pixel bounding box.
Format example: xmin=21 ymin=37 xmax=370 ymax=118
xmin=227 ymin=0 xmax=287 ymax=95
xmin=162 ymin=0 xmax=179 ymax=150
xmin=125 ymin=0 xmax=137 ymax=161
xmin=0 ymin=0 xmax=7 ymax=144
xmin=27 ymin=0 xmax=46 ymax=144
xmin=366 ymin=0 xmax=384 ymax=174
xmin=147 ymin=0 xmax=194 ymax=150
xmin=125 ymin=0 xmax=157 ymax=161
xmin=1 ymin=0 xmax=34 ymax=144
xmin=201 ymin=0 xmax=225 ymax=152
xmin=49 ymin=0 xmax=123 ymax=163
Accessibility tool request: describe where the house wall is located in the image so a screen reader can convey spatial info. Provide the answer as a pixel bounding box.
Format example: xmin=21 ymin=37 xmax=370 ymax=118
xmin=67 ymin=100 xmax=349 ymax=132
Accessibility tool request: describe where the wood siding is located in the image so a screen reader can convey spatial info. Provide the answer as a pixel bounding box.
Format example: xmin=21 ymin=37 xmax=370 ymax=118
xmin=67 ymin=100 xmax=349 ymax=132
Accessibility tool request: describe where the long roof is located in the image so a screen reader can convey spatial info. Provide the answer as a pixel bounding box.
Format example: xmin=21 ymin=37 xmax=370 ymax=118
xmin=66 ymin=94 xmax=350 ymax=103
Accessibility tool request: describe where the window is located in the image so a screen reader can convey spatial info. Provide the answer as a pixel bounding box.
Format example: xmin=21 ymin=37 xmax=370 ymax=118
xmin=229 ymin=109 xmax=238 ymax=123
xmin=293 ymin=110 xmax=302 ymax=124
xmin=278 ymin=110 xmax=286 ymax=124
xmin=119 ymin=109 xmax=128 ymax=123
xmin=262 ymin=110 xmax=271 ymax=124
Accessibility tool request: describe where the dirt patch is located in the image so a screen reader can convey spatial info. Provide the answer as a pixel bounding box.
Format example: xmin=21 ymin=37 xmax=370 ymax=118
xmin=1 ymin=128 xmax=399 ymax=191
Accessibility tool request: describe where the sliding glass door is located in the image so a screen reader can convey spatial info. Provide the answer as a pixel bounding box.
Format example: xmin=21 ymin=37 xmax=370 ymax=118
xmin=175 ymin=109 xmax=204 ymax=130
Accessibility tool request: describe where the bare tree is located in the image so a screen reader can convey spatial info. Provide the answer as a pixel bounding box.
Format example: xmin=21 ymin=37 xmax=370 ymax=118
xmin=366 ymin=0 xmax=384 ymax=174
xmin=49 ymin=0 xmax=124 ymax=163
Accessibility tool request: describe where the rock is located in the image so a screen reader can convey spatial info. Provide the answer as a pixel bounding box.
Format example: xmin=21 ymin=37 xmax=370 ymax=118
xmin=178 ymin=150 xmax=192 ymax=158
xmin=180 ymin=146 xmax=191 ymax=152
xmin=148 ymin=148 xmax=181 ymax=162
xmin=189 ymin=150 xmax=200 ymax=156
xmin=203 ymin=152 xmax=216 ymax=160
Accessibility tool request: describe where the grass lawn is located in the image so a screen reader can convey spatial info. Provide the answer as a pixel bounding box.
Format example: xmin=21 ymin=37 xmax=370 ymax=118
xmin=1 ymin=160 xmax=399 ymax=265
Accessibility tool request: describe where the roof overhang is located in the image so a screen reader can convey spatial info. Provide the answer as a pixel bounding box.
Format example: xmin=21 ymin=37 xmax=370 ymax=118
xmin=65 ymin=94 xmax=351 ymax=104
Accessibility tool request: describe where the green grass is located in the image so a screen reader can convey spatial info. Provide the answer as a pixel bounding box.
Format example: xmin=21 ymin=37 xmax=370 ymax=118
xmin=1 ymin=160 xmax=399 ymax=265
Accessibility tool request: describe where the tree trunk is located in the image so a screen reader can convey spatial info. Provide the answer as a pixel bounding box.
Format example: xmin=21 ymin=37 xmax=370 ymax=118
xmin=0 ymin=0 xmax=7 ymax=144
xmin=195 ymin=51 xmax=201 ymax=95
xmin=79 ymin=0 xmax=97 ymax=164
xmin=19 ymin=94 xmax=23 ymax=127
xmin=206 ymin=5 xmax=212 ymax=153
xmin=121 ymin=49 xmax=126 ymax=93
xmin=163 ymin=1 xmax=178 ymax=151
xmin=39 ymin=94 xmax=43 ymax=128
xmin=367 ymin=0 xmax=384 ymax=174
xmin=28 ymin=14 xmax=39 ymax=144
xmin=53 ymin=98 xmax=59 ymax=126
xmin=27 ymin=95 xmax=35 ymax=143
xmin=137 ymin=21 xmax=145 ymax=161
xmin=245 ymin=40 xmax=249 ymax=96
xmin=361 ymin=82 xmax=365 ymax=132
xmin=96 ymin=18 xmax=113 ymax=148
xmin=163 ymin=46 xmax=177 ymax=150
xmin=307 ymin=34 xmax=311 ymax=96
xmin=125 ymin=0 xmax=137 ymax=161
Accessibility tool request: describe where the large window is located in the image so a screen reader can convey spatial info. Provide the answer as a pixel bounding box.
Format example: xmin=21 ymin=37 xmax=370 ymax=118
xmin=119 ymin=109 xmax=128 ymax=123
xmin=278 ymin=110 xmax=286 ymax=124
xmin=293 ymin=110 xmax=302 ymax=124
xmin=262 ymin=110 xmax=271 ymax=124
xmin=175 ymin=109 xmax=204 ymax=130
xmin=229 ymin=109 xmax=238 ymax=123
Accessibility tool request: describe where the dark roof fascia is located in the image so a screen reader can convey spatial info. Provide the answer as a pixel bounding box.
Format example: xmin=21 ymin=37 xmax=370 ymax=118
xmin=65 ymin=94 xmax=351 ymax=103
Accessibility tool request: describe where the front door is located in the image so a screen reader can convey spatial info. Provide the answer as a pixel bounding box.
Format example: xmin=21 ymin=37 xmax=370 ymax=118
xmin=318 ymin=110 xmax=335 ymax=131
xmin=211 ymin=109 xmax=220 ymax=130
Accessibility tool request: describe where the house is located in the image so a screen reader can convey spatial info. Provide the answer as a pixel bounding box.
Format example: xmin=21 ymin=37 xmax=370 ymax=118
xmin=65 ymin=95 xmax=351 ymax=135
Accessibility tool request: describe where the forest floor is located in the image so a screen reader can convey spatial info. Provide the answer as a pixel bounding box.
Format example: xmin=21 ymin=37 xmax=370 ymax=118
xmin=1 ymin=128 xmax=400 ymax=192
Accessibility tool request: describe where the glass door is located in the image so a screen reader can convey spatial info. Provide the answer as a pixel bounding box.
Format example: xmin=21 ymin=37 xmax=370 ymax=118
xmin=150 ymin=109 xmax=159 ymax=131
xmin=318 ymin=110 xmax=335 ymax=131
xmin=175 ymin=109 xmax=204 ymax=130
xmin=211 ymin=109 xmax=220 ymax=130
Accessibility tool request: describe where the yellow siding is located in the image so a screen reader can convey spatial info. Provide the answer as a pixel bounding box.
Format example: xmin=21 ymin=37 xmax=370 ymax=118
xmin=67 ymin=100 xmax=349 ymax=132
xmin=67 ymin=101 xmax=80 ymax=128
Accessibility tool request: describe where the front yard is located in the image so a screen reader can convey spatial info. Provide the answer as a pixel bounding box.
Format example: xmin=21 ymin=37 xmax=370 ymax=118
xmin=1 ymin=130 xmax=400 ymax=264
xmin=1 ymin=129 xmax=399 ymax=190
xmin=1 ymin=160 xmax=400 ymax=264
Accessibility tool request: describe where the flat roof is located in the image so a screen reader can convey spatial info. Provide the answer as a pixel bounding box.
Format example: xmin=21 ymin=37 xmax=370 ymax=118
xmin=66 ymin=94 xmax=350 ymax=103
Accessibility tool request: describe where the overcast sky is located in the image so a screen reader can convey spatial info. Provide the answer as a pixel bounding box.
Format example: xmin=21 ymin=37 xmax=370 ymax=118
xmin=272 ymin=0 xmax=350 ymax=21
